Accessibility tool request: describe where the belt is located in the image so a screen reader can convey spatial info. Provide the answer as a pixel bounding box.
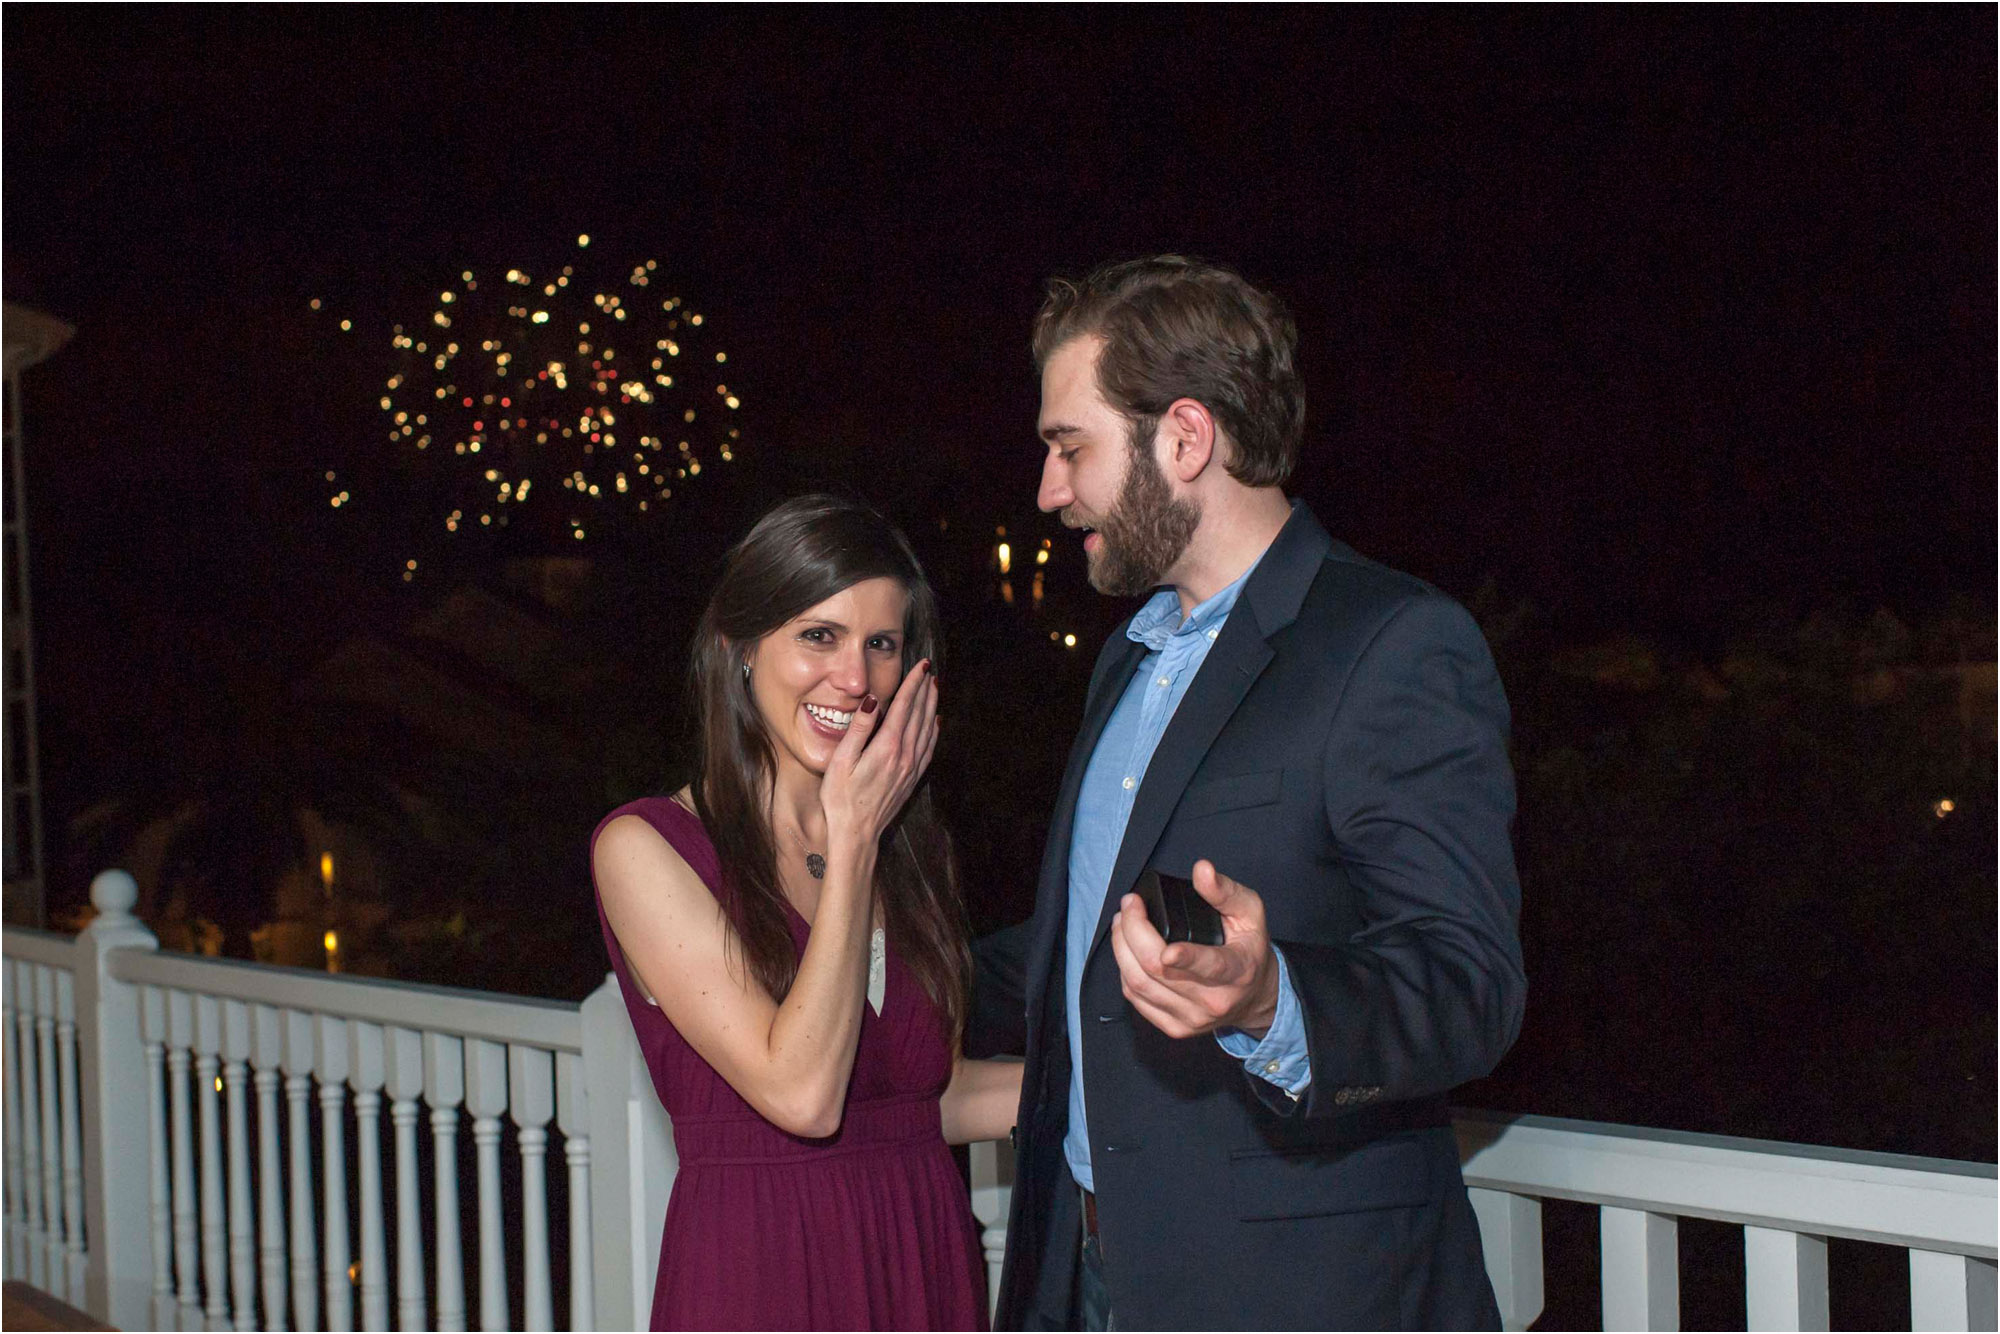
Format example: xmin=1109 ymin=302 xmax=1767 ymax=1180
xmin=1080 ymin=1186 xmax=1100 ymax=1239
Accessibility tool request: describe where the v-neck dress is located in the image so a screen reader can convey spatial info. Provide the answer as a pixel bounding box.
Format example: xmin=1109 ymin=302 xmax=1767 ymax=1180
xmin=591 ymin=797 xmax=987 ymax=1331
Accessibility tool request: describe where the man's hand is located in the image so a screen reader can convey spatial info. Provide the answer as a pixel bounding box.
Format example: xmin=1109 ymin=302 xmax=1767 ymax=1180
xmin=1108 ymin=859 xmax=1280 ymax=1039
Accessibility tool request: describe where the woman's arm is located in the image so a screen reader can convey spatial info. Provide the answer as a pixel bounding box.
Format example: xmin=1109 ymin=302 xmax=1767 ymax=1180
xmin=597 ymin=815 xmax=881 ymax=1138
xmin=598 ymin=660 xmax=939 ymax=1139
xmin=939 ymin=1055 xmax=1024 ymax=1146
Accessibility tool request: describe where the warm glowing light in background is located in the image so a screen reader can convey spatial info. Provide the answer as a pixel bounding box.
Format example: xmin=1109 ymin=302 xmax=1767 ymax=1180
xmin=314 ymin=234 xmax=746 ymax=579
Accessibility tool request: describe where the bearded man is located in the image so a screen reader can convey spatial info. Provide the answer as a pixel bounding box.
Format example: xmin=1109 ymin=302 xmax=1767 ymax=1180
xmin=985 ymin=256 xmax=1526 ymax=1331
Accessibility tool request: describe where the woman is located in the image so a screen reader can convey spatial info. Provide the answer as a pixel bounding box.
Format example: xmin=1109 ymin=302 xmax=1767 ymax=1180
xmin=592 ymin=494 xmax=1022 ymax=1330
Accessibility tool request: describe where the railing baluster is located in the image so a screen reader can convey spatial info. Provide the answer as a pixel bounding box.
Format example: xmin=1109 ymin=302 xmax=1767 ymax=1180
xmin=424 ymin=1033 xmax=467 ymax=1334
xmin=555 ymin=1051 xmax=593 ymax=1333
xmin=464 ymin=1039 xmax=509 ymax=1332
xmin=251 ymin=1004 xmax=288 ymax=1331
xmin=386 ymin=1028 xmax=426 ymax=1331
xmin=16 ymin=960 xmax=47 ymax=1289
xmin=968 ymin=1139 xmax=1011 ymax=1324
xmin=1469 ymin=1188 xmax=1545 ymax=1332
xmin=282 ymin=1010 xmax=319 ymax=1334
xmin=3 ymin=957 xmax=24 ymax=1282
xmin=1744 ymin=1225 xmax=1828 ymax=1330
xmin=350 ymin=1021 xmax=389 ymax=1331
xmin=509 ymin=1045 xmax=554 ymax=1333
xmin=222 ymin=1000 xmax=255 ymax=1330
xmin=1910 ymin=1249 xmax=1999 ymax=1332
xmin=142 ymin=987 xmax=175 ymax=1329
xmin=195 ymin=994 xmax=229 ymax=1331
xmin=35 ymin=965 xmax=64 ymax=1293
xmin=168 ymin=989 xmax=202 ymax=1329
xmin=1601 ymin=1205 xmax=1680 ymax=1331
xmin=316 ymin=1014 xmax=354 ymax=1333
xmin=55 ymin=970 xmax=85 ymax=1307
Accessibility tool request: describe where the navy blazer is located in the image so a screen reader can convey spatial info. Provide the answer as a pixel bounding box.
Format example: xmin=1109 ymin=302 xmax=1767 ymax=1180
xmin=989 ymin=502 xmax=1525 ymax=1331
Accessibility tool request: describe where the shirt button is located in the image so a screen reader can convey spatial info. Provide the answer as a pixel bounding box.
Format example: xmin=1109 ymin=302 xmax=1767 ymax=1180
xmin=1122 ymin=776 xmax=1135 ymax=790
xmin=1263 ymin=1061 xmax=1280 ymax=1075
xmin=1156 ymin=676 xmax=1170 ymax=687
xmin=1207 ymin=628 xmax=1219 ymax=640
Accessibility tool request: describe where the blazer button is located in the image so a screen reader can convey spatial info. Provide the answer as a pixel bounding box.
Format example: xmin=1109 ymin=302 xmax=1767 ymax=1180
xmin=1097 ymin=1013 xmax=1119 ymax=1023
xmin=1334 ymin=1088 xmax=1352 ymax=1106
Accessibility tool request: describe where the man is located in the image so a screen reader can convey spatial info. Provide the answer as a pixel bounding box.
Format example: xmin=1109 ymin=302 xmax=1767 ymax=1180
xmin=988 ymin=256 xmax=1525 ymax=1331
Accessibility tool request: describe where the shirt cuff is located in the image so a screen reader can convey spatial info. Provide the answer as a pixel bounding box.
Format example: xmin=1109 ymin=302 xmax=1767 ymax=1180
xmin=1216 ymin=946 xmax=1313 ymax=1097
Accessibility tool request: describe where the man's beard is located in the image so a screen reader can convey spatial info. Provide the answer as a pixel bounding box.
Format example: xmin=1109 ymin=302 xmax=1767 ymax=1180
xmin=1073 ymin=440 xmax=1201 ymax=597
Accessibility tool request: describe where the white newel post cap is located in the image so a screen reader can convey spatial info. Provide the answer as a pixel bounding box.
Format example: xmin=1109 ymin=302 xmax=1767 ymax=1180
xmin=90 ymin=870 xmax=139 ymax=924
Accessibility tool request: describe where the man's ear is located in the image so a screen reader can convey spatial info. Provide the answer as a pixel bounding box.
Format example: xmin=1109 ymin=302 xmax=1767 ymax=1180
xmin=1163 ymin=398 xmax=1217 ymax=483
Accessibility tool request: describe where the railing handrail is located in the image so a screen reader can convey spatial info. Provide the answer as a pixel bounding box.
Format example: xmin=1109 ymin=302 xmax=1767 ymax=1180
xmin=1456 ymin=1109 xmax=1997 ymax=1257
xmin=2 ymin=927 xmax=77 ymax=968
xmin=103 ymin=946 xmax=585 ymax=1052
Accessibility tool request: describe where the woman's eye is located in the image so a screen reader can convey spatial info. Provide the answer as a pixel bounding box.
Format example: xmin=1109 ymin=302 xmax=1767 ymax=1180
xmin=800 ymin=627 xmax=831 ymax=644
xmin=868 ymin=637 xmax=899 ymax=653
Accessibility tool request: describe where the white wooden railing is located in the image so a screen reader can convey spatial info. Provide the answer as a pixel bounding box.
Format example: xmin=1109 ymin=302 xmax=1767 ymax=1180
xmin=4 ymin=869 xmax=1995 ymax=1331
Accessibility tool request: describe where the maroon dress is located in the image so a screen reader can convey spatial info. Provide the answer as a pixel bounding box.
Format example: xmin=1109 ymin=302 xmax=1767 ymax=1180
xmin=591 ymin=797 xmax=988 ymax=1331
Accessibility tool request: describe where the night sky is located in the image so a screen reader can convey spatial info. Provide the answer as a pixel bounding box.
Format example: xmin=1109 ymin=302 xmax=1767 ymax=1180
xmin=8 ymin=7 xmax=1992 ymax=652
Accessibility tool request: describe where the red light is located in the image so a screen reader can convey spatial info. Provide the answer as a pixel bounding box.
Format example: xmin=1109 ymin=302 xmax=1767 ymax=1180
xmin=607 ymin=369 xmax=618 ymax=379
xmin=537 ymin=371 xmax=547 ymax=380
xmin=473 ymin=421 xmax=484 ymax=431
xmin=500 ymin=397 xmax=511 ymax=408
xmin=462 ymin=397 xmax=473 ymax=407
xmin=590 ymin=433 xmax=600 ymax=443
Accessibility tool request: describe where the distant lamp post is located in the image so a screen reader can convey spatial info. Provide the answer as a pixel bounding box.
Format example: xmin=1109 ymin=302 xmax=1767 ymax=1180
xmin=2 ymin=302 xmax=73 ymax=928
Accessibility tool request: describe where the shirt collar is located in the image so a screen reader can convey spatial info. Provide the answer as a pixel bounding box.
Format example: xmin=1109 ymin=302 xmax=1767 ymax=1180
xmin=1126 ymin=551 xmax=1264 ymax=652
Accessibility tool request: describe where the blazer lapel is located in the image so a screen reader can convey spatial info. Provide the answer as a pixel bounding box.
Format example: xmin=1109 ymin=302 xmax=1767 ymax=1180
xmin=1026 ymin=633 xmax=1149 ymax=1013
xmin=1085 ymin=501 xmax=1334 ymax=964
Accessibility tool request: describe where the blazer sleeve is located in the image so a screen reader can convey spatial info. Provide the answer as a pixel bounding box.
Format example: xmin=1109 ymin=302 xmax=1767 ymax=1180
xmin=1261 ymin=593 xmax=1526 ymax=1119
xmin=964 ymin=919 xmax=1033 ymax=1059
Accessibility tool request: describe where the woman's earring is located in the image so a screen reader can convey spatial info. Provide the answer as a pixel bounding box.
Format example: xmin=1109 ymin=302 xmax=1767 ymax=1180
xmin=742 ymin=662 xmax=751 ymax=680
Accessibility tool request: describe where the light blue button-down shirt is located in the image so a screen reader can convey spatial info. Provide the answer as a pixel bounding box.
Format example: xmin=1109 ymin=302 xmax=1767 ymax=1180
xmin=1063 ymin=560 xmax=1311 ymax=1192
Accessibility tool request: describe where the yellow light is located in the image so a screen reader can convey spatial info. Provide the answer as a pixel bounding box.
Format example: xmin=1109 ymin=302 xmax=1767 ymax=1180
xmin=997 ymin=542 xmax=1012 ymax=574
xmin=320 ymin=852 xmax=335 ymax=889
xmin=309 ymin=298 xmax=322 ymax=310
xmin=716 ymin=351 xmax=727 ymax=363
xmin=462 ymin=270 xmax=473 ymax=282
xmin=1935 ymin=798 xmax=1957 ymax=818
xmin=577 ymin=234 xmax=591 ymax=247
xmin=324 ymin=930 xmax=339 ymax=953
xmin=440 ymin=292 xmax=455 ymax=303
xmin=1064 ymin=634 xmax=1078 ymax=648
xmin=1035 ymin=549 xmax=1048 ymax=565
xmin=339 ymin=319 xmax=352 ymax=331
xmin=532 ymin=311 xmax=549 ymax=323
xmin=214 ymin=1076 xmax=224 ymax=1092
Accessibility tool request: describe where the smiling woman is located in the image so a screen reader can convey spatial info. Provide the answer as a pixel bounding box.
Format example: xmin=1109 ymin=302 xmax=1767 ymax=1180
xmin=588 ymin=493 xmax=1015 ymax=1330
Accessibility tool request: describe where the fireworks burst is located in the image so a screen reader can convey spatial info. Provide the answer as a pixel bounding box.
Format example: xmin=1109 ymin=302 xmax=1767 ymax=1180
xmin=321 ymin=235 xmax=745 ymax=574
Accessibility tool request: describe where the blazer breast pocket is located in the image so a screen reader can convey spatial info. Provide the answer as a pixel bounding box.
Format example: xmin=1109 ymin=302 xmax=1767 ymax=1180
xmin=1175 ymin=768 xmax=1283 ymax=822
xmin=1229 ymin=1134 xmax=1434 ymax=1221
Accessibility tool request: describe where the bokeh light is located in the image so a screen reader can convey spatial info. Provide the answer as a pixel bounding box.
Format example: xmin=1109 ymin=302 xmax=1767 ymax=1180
xmin=322 ymin=235 xmax=746 ymax=567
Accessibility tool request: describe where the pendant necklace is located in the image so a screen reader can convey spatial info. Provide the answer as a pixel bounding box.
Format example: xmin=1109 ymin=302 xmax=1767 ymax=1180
xmin=801 ymin=848 xmax=884 ymax=1014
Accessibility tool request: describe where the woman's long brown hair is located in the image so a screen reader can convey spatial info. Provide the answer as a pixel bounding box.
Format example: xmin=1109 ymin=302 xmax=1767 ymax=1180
xmin=685 ymin=494 xmax=969 ymax=1041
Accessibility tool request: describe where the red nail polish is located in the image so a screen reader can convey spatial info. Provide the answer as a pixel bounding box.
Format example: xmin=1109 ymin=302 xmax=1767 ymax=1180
xmin=860 ymin=695 xmax=878 ymax=714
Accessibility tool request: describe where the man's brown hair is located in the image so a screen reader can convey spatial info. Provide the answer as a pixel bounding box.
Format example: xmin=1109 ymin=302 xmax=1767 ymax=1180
xmin=1032 ymin=255 xmax=1304 ymax=488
